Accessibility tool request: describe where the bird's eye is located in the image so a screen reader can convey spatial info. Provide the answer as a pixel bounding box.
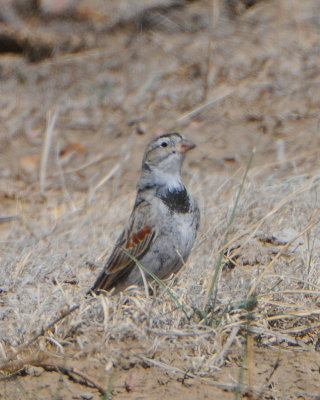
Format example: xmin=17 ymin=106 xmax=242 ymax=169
xmin=160 ymin=141 xmax=168 ymax=148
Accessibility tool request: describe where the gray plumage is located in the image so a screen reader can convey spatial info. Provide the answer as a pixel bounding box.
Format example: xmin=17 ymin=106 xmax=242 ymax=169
xmin=91 ymin=132 xmax=200 ymax=294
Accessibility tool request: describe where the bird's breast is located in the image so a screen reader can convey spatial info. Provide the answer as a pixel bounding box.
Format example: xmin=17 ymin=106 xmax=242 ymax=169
xmin=152 ymin=193 xmax=198 ymax=260
xmin=156 ymin=186 xmax=191 ymax=214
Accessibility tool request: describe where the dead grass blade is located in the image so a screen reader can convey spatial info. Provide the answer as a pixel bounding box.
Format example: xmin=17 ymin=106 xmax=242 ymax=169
xmin=235 ymin=313 xmax=251 ymax=400
xmin=177 ymin=89 xmax=234 ymax=122
xmin=50 ymin=153 xmax=113 ymax=177
xmin=247 ymin=211 xmax=320 ymax=298
xmin=55 ymin=140 xmax=76 ymax=211
xmin=93 ymin=163 xmax=121 ymax=192
xmin=221 ymin=177 xmax=320 ymax=254
xmin=1 ymin=359 xmax=107 ymax=396
xmin=33 ymin=361 xmax=107 ymax=395
xmin=135 ymin=354 xmax=263 ymax=395
xmin=248 ymin=327 xmax=309 ymax=348
xmin=145 ymin=327 xmax=214 ymax=337
xmin=202 ymin=0 xmax=220 ymax=101
xmin=203 ymin=146 xmax=256 ymax=316
xmin=255 ymin=359 xmax=280 ymax=400
xmin=211 ymin=326 xmax=240 ymax=366
xmin=0 ymin=216 xmax=20 ymax=223
xmin=0 ymin=305 xmax=79 ymax=368
xmin=137 ymin=261 xmax=150 ymax=300
xmin=40 ymin=108 xmax=58 ymax=193
xmin=264 ymin=309 xmax=320 ymax=320
xmin=90 ymin=130 xmax=135 ymax=201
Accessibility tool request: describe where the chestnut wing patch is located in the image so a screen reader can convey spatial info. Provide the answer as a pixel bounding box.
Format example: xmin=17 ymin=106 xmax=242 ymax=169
xmin=126 ymin=225 xmax=152 ymax=249
xmin=91 ymin=200 xmax=155 ymax=292
xmin=100 ymin=200 xmax=155 ymax=276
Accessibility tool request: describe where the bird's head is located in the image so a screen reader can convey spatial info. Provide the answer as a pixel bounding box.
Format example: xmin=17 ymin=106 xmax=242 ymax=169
xmin=139 ymin=132 xmax=196 ymax=191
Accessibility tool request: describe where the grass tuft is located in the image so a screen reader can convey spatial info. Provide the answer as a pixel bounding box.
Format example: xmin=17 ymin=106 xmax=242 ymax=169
xmin=203 ymin=146 xmax=256 ymax=321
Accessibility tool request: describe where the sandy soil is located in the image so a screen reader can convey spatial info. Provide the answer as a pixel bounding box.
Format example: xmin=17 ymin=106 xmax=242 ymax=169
xmin=1 ymin=0 xmax=320 ymax=399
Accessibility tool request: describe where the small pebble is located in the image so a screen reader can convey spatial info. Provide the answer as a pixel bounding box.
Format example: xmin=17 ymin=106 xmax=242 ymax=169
xmin=80 ymin=394 xmax=94 ymax=400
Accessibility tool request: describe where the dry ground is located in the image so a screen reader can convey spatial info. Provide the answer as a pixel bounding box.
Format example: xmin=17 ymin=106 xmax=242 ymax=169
xmin=1 ymin=0 xmax=320 ymax=399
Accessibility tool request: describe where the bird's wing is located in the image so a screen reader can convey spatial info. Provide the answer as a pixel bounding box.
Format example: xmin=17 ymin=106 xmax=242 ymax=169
xmin=92 ymin=199 xmax=155 ymax=291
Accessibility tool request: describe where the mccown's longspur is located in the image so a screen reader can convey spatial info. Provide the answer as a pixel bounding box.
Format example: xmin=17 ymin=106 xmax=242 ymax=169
xmin=91 ymin=132 xmax=200 ymax=294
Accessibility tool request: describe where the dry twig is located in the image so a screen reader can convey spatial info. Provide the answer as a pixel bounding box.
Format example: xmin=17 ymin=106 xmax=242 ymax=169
xmin=33 ymin=361 xmax=107 ymax=395
xmin=247 ymin=212 xmax=320 ymax=297
xmin=135 ymin=353 xmax=265 ymax=395
xmin=0 ymin=305 xmax=79 ymax=369
xmin=0 ymin=359 xmax=107 ymax=396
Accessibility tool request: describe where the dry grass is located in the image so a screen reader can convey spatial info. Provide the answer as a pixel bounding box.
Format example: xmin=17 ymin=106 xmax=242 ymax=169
xmin=1 ymin=148 xmax=320 ymax=396
xmin=1 ymin=0 xmax=320 ymax=398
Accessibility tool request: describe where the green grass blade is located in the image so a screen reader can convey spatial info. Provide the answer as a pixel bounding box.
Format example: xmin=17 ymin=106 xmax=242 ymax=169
xmin=204 ymin=147 xmax=256 ymax=318
xmin=120 ymin=248 xmax=190 ymax=319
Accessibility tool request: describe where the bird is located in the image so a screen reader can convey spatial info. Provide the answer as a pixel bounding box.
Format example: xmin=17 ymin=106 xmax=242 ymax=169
xmin=91 ymin=132 xmax=200 ymax=294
